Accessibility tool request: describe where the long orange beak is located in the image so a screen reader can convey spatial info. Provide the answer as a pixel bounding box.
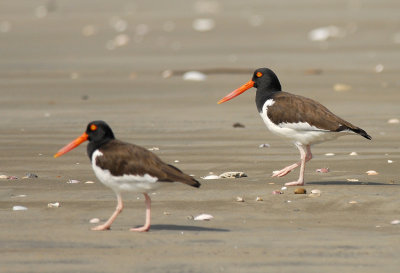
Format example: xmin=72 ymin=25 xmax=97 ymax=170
xmin=54 ymin=132 xmax=89 ymax=158
xmin=218 ymin=80 xmax=255 ymax=104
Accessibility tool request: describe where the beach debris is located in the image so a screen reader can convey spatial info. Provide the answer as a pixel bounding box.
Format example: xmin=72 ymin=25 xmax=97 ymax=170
xmin=47 ymin=202 xmax=60 ymax=208
xmin=255 ymin=196 xmax=263 ymax=201
xmin=192 ymin=18 xmax=215 ymax=32
xmin=67 ymin=179 xmax=80 ymax=184
xmin=201 ymin=174 xmax=220 ymax=180
xmin=390 ymin=220 xmax=400 ymax=225
xmin=388 ymin=160 xmax=393 ymax=164
xmin=366 ymin=170 xmax=379 ymax=176
xmin=387 ymin=118 xmax=399 ymax=124
xmin=194 ymin=213 xmax=214 ymax=221
xmin=272 ymin=190 xmax=283 ymax=195
xmin=182 ymin=71 xmax=207 ymax=81
xmin=259 ymin=143 xmax=270 ymax=148
xmin=174 ymin=160 xmax=180 ymax=163
xmin=219 ymin=172 xmax=247 ymax=179
xmin=347 ymin=178 xmax=359 ymax=182
xmin=333 ymin=83 xmax=352 ymax=92
xmin=236 ymin=196 xmax=245 ymax=202
xmin=148 ymin=147 xmax=160 ymax=151
xmin=309 ymin=189 xmax=321 ymax=197
xmin=0 ymin=174 xmax=9 ymax=179
xmin=13 ymin=205 xmax=27 ymax=211
xmin=7 ymin=176 xmax=18 ymax=180
xmin=316 ymin=168 xmax=329 ymax=173
xmin=11 ymin=194 xmax=27 ymax=198
xmin=349 ymin=200 xmax=358 ymax=204
xmin=89 ymin=218 xmax=100 ymax=224
xmin=285 ymin=200 xmax=292 ymax=203
xmin=268 ymin=182 xmax=275 ymax=185
xmin=294 ymin=188 xmax=307 ymax=194
xmin=308 ymin=25 xmax=345 ymax=41
xmin=281 ymin=186 xmax=287 ymax=191
xmin=233 ymin=122 xmax=245 ymax=128
xmin=349 ymin=151 xmax=358 ymax=156
xmin=84 ymin=181 xmax=95 ymax=184
xmin=325 ymin=153 xmax=335 ymax=156
xmin=374 ymin=64 xmax=384 ymax=73
xmin=23 ymin=173 xmax=38 ymax=179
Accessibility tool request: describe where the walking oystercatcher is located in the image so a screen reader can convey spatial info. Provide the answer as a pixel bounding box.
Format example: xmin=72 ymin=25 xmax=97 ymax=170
xmin=218 ymin=68 xmax=371 ymax=186
xmin=54 ymin=120 xmax=200 ymax=231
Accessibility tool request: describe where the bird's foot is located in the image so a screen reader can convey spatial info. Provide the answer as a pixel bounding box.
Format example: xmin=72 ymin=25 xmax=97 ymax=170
xmin=272 ymin=167 xmax=293 ymax=178
xmin=284 ymin=180 xmax=304 ymax=186
xmin=130 ymin=226 xmax=150 ymax=232
xmin=91 ymin=224 xmax=111 ymax=231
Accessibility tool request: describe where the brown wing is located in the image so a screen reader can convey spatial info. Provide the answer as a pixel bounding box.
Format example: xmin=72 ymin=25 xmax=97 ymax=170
xmin=269 ymin=92 xmax=371 ymax=139
xmin=96 ymin=140 xmax=200 ymax=188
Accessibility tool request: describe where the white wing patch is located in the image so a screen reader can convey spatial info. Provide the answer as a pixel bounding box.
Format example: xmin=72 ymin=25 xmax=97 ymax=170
xmin=91 ymin=150 xmax=160 ymax=193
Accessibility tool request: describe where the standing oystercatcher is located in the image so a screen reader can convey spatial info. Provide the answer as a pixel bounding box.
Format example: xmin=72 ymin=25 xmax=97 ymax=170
xmin=218 ymin=68 xmax=371 ymax=186
xmin=54 ymin=120 xmax=200 ymax=231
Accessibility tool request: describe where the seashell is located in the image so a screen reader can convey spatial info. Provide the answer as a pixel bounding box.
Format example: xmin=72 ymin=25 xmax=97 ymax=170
xmin=311 ymin=189 xmax=321 ymax=194
xmin=236 ymin=196 xmax=245 ymax=202
xmin=374 ymin=64 xmax=384 ymax=73
xmin=387 ymin=118 xmax=399 ymax=124
xmin=219 ymin=172 xmax=247 ymax=179
xmin=201 ymin=175 xmax=220 ymax=180
xmin=294 ymin=188 xmax=307 ymax=194
xmin=259 ymin=143 xmax=270 ymax=148
xmin=390 ymin=220 xmax=400 ymax=225
xmin=366 ymin=170 xmax=379 ymax=175
xmin=194 ymin=214 xmax=214 ymax=221
xmin=255 ymin=196 xmax=263 ymax=201
xmin=308 ymin=25 xmax=345 ymax=41
xmin=387 ymin=160 xmax=393 ymax=164
xmin=161 ymin=70 xmax=173 ymax=78
xmin=280 ymin=186 xmax=287 ymax=191
xmin=47 ymin=202 xmax=60 ymax=208
xmin=13 ymin=205 xmax=27 ymax=211
xmin=347 ymin=178 xmax=359 ymax=182
xmin=0 ymin=174 xmax=9 ymax=179
xmin=12 ymin=194 xmax=27 ymax=198
xmin=89 ymin=218 xmax=100 ymax=224
xmin=233 ymin=122 xmax=245 ymax=128
xmin=309 ymin=189 xmax=321 ymax=197
xmin=316 ymin=168 xmax=329 ymax=173
xmin=272 ymin=190 xmax=283 ymax=195
xmin=325 ymin=153 xmax=335 ymax=156
xmin=174 ymin=160 xmax=180 ymax=163
xmin=23 ymin=173 xmax=38 ymax=179
xmin=148 ymin=147 xmax=160 ymax=151
xmin=163 ymin=211 xmax=171 ymax=215
xmin=268 ymin=182 xmax=275 ymax=185
xmin=182 ymin=71 xmax=207 ymax=81
xmin=349 ymin=201 xmax=358 ymax=204
xmin=85 ymin=181 xmax=95 ymax=184
xmin=192 ymin=18 xmax=215 ymax=32
xmin=333 ymin=83 xmax=352 ymax=92
xmin=8 ymin=176 xmax=18 ymax=180
xmin=67 ymin=179 xmax=80 ymax=184
xmin=349 ymin=151 xmax=358 ymax=156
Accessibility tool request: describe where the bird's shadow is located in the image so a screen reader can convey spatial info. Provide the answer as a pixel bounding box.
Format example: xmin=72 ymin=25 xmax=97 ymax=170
xmin=148 ymin=224 xmax=229 ymax=232
xmin=307 ymin=180 xmax=398 ymax=186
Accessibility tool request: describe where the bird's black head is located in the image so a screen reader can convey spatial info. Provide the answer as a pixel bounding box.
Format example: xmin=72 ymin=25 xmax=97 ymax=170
xmin=251 ymin=68 xmax=282 ymax=91
xmin=85 ymin=120 xmax=115 ymax=145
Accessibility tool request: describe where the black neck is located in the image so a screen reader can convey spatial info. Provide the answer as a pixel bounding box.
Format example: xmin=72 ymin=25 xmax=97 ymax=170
xmin=87 ymin=138 xmax=112 ymax=160
xmin=255 ymin=88 xmax=280 ymax=112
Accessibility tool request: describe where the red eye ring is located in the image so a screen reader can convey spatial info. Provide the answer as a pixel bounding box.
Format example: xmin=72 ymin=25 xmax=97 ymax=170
xmin=90 ymin=124 xmax=97 ymax=131
xmin=256 ymin=72 xmax=263 ymax=77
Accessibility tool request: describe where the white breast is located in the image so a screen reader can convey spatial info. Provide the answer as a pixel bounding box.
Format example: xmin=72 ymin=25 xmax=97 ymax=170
xmin=259 ymin=99 xmax=348 ymax=145
xmin=91 ymin=150 xmax=160 ymax=193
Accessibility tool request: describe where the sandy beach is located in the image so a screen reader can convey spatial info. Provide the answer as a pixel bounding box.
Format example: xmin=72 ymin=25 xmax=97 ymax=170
xmin=1 ymin=1 xmax=399 ymax=272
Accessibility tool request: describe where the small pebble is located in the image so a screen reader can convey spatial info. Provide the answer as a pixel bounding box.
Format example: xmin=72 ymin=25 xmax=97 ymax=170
xmin=89 ymin=218 xmax=100 ymax=224
xmin=366 ymin=170 xmax=379 ymax=176
xmin=233 ymin=122 xmax=245 ymax=128
xmin=236 ymin=196 xmax=245 ymax=202
xmin=294 ymin=188 xmax=307 ymax=194
xmin=194 ymin=214 xmax=214 ymax=221
xmin=280 ymin=186 xmax=287 ymax=191
xmin=13 ymin=205 xmax=27 ymax=211
xmin=47 ymin=202 xmax=60 ymax=208
xmin=390 ymin=220 xmax=400 ymax=225
xmin=316 ymin=168 xmax=329 ymax=173
xmin=255 ymin=196 xmax=263 ymax=201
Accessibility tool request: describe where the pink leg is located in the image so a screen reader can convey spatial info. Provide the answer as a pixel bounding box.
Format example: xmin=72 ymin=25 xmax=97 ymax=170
xmin=130 ymin=193 xmax=151 ymax=232
xmin=285 ymin=144 xmax=311 ymax=186
xmin=272 ymin=144 xmax=312 ymax=177
xmin=92 ymin=192 xmax=123 ymax=231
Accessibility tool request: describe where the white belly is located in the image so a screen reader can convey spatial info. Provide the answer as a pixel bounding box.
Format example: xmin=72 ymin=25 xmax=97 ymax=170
xmin=260 ymin=99 xmax=349 ymax=145
xmin=91 ymin=150 xmax=161 ymax=193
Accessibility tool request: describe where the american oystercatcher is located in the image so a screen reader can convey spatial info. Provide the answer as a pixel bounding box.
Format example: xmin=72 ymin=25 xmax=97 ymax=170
xmin=218 ymin=68 xmax=371 ymax=186
xmin=54 ymin=120 xmax=200 ymax=231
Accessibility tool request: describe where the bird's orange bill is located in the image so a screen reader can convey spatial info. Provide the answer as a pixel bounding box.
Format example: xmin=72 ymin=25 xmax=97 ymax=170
xmin=217 ymin=80 xmax=255 ymax=104
xmin=54 ymin=132 xmax=89 ymax=158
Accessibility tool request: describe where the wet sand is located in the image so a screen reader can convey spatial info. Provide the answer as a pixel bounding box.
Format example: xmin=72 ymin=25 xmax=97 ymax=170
xmin=1 ymin=1 xmax=400 ymax=272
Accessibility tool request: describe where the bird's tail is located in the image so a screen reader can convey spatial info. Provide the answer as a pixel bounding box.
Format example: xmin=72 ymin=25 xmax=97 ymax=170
xmin=165 ymin=164 xmax=201 ymax=188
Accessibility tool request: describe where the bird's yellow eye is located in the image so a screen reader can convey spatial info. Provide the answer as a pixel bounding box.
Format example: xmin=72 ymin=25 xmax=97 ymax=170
xmin=90 ymin=124 xmax=97 ymax=131
xmin=256 ymin=72 xmax=263 ymax=77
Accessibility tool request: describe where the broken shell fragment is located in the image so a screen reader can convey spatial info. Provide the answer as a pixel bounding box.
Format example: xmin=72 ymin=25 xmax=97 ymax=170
xmin=347 ymin=178 xmax=359 ymax=182
xmin=148 ymin=147 xmax=160 ymax=151
xmin=390 ymin=220 xmax=400 ymax=225
xmin=349 ymin=200 xmax=358 ymax=204
xmin=47 ymin=202 xmax=60 ymax=208
xmin=255 ymin=196 xmax=263 ymax=201
xmin=89 ymin=218 xmax=100 ymax=224
xmin=233 ymin=122 xmax=245 ymax=128
xmin=294 ymin=188 xmax=307 ymax=194
xmin=349 ymin=151 xmax=358 ymax=156
xmin=219 ymin=172 xmax=247 ymax=179
xmin=13 ymin=205 xmax=27 ymax=211
xmin=366 ymin=170 xmax=379 ymax=175
xmin=333 ymin=83 xmax=352 ymax=92
xmin=67 ymin=179 xmax=80 ymax=184
xmin=182 ymin=71 xmax=207 ymax=81
xmin=236 ymin=196 xmax=245 ymax=202
xmin=316 ymin=168 xmax=329 ymax=173
xmin=0 ymin=174 xmax=9 ymax=179
xmin=325 ymin=153 xmax=335 ymax=156
xmin=201 ymin=175 xmax=220 ymax=180
xmin=85 ymin=181 xmax=95 ymax=184
xmin=23 ymin=173 xmax=38 ymax=179
xmin=259 ymin=143 xmax=270 ymax=148
xmin=272 ymin=190 xmax=283 ymax=195
xmin=280 ymin=186 xmax=287 ymax=191
xmin=194 ymin=214 xmax=214 ymax=221
xmin=387 ymin=118 xmax=399 ymax=124
xmin=309 ymin=189 xmax=321 ymax=197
